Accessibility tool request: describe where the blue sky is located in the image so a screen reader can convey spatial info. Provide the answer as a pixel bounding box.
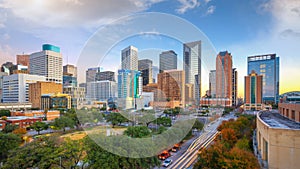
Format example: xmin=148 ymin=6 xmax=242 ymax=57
xmin=0 ymin=0 xmax=299 ymax=96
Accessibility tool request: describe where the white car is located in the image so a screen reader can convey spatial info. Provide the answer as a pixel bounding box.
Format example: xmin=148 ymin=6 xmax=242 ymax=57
xmin=162 ymin=159 xmax=173 ymax=167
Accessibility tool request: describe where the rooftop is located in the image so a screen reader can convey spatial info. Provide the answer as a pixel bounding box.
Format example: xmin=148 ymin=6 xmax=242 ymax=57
xmin=259 ymin=111 xmax=300 ymax=130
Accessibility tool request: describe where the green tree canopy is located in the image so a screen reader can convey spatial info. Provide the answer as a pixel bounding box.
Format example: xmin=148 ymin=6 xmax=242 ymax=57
xmin=31 ymin=121 xmax=48 ymax=135
xmin=51 ymin=116 xmax=75 ymax=132
xmin=124 ymin=126 xmax=151 ymax=138
xmin=105 ymin=113 xmax=128 ymax=128
xmin=0 ymin=133 xmax=22 ymax=162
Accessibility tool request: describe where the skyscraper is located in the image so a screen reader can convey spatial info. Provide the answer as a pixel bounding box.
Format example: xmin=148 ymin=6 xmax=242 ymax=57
xmin=232 ymin=68 xmax=238 ymax=106
xmin=247 ymin=54 xmax=280 ymax=104
xmin=121 ymin=46 xmax=138 ymax=71
xmin=17 ymin=54 xmax=30 ymax=68
xmin=63 ymin=64 xmax=77 ymax=77
xmin=86 ymin=81 xmax=117 ymax=101
xmin=216 ymin=51 xmax=232 ymax=102
xmin=209 ymin=70 xmax=216 ymax=98
xmin=138 ymin=59 xmax=153 ymax=85
xmin=63 ymin=64 xmax=77 ymax=87
xmin=159 ymin=50 xmax=177 ymax=73
xmin=30 ymin=44 xmax=63 ymax=83
xmin=244 ymin=70 xmax=263 ymax=110
xmin=95 ymin=71 xmax=115 ymax=82
xmin=183 ymin=41 xmax=201 ymax=103
xmin=86 ymin=67 xmax=102 ymax=83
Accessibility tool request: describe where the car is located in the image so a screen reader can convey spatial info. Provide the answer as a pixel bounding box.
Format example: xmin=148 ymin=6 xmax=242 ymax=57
xmin=162 ymin=159 xmax=173 ymax=167
xmin=158 ymin=151 xmax=170 ymax=160
xmin=171 ymin=144 xmax=181 ymax=152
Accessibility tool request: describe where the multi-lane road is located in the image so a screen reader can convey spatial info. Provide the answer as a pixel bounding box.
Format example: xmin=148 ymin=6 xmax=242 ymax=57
xmin=156 ymin=113 xmax=236 ymax=169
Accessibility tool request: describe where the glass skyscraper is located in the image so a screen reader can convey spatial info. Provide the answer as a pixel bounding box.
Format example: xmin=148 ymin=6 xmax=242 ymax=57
xmin=247 ymin=54 xmax=280 ymax=104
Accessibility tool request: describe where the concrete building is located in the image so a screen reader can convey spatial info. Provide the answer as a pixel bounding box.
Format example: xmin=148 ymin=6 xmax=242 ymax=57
xmin=216 ymin=51 xmax=232 ymax=102
xmin=248 ymin=54 xmax=280 ymax=104
xmin=157 ymin=70 xmax=185 ymax=107
xmin=141 ymin=92 xmax=154 ymax=107
xmin=183 ymin=41 xmax=201 ymax=102
xmin=138 ymin=59 xmax=153 ymax=85
xmin=63 ymin=75 xmax=77 ymax=88
xmin=30 ymin=44 xmax=63 ymax=83
xmin=232 ymin=68 xmax=238 ymax=106
xmin=0 ymin=72 xmax=8 ymax=102
xmin=17 ymin=54 xmax=30 ymax=71
xmin=143 ymin=83 xmax=158 ymax=101
xmin=63 ymin=64 xmax=77 ymax=77
xmin=63 ymin=87 xmax=85 ymax=109
xmin=2 ymin=74 xmax=46 ymax=103
xmin=185 ymin=83 xmax=194 ymax=105
xmin=209 ymin=70 xmax=216 ymax=98
xmin=244 ymin=70 xmax=263 ymax=111
xmin=11 ymin=110 xmax=60 ymax=121
xmin=278 ymin=91 xmax=300 ymax=122
xmin=121 ymin=46 xmax=138 ymax=71
xmin=95 ymin=71 xmax=115 ymax=82
xmin=1 ymin=62 xmax=17 ymax=75
xmin=41 ymin=93 xmax=71 ymax=110
xmin=29 ymin=81 xmax=63 ymax=109
xmin=159 ymin=50 xmax=177 ymax=73
xmin=86 ymin=81 xmax=117 ymax=102
xmin=200 ymin=98 xmax=232 ymax=107
xmin=256 ymin=111 xmax=300 ymax=169
xmin=86 ymin=67 xmax=102 ymax=83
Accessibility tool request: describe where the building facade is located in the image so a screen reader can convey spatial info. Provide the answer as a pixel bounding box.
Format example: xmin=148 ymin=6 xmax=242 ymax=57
xmin=248 ymin=54 xmax=280 ymax=104
xmin=86 ymin=67 xmax=102 ymax=83
xmin=138 ymin=59 xmax=153 ymax=85
xmin=63 ymin=64 xmax=77 ymax=77
xmin=232 ymin=68 xmax=238 ymax=106
xmin=216 ymin=51 xmax=232 ymax=101
xmin=2 ymin=74 xmax=46 ymax=103
xmin=95 ymin=71 xmax=115 ymax=82
xmin=17 ymin=54 xmax=30 ymax=69
xmin=157 ymin=70 xmax=185 ymax=107
xmin=209 ymin=70 xmax=216 ymax=98
xmin=30 ymin=44 xmax=63 ymax=83
xmin=0 ymin=72 xmax=8 ymax=102
xmin=63 ymin=87 xmax=86 ymax=109
xmin=41 ymin=93 xmax=71 ymax=110
xmin=244 ymin=70 xmax=263 ymax=110
xmin=29 ymin=81 xmax=63 ymax=109
xmin=86 ymin=81 xmax=117 ymax=101
xmin=183 ymin=41 xmax=201 ymax=102
xmin=159 ymin=50 xmax=177 ymax=73
xmin=121 ymin=46 xmax=138 ymax=71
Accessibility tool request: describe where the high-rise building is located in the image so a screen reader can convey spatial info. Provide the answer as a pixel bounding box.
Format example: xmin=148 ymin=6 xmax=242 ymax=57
xmin=117 ymin=69 xmax=142 ymax=99
xmin=30 ymin=44 xmax=63 ymax=83
xmin=29 ymin=82 xmax=63 ymax=109
xmin=209 ymin=70 xmax=216 ymax=98
xmin=121 ymin=46 xmax=138 ymax=71
xmin=63 ymin=76 xmax=77 ymax=88
xmin=159 ymin=50 xmax=177 ymax=73
xmin=185 ymin=83 xmax=194 ymax=104
xmin=157 ymin=70 xmax=185 ymax=106
xmin=63 ymin=64 xmax=77 ymax=77
xmin=244 ymin=70 xmax=263 ymax=110
xmin=86 ymin=81 xmax=117 ymax=101
xmin=63 ymin=87 xmax=85 ymax=109
xmin=152 ymin=65 xmax=159 ymax=83
xmin=232 ymin=68 xmax=238 ymax=106
xmin=183 ymin=41 xmax=201 ymax=102
xmin=86 ymin=67 xmax=102 ymax=83
xmin=247 ymin=54 xmax=280 ymax=104
xmin=2 ymin=74 xmax=46 ymax=103
xmin=138 ymin=59 xmax=153 ymax=85
xmin=216 ymin=51 xmax=232 ymax=104
xmin=17 ymin=54 xmax=30 ymax=68
xmin=0 ymin=72 xmax=8 ymax=102
xmin=95 ymin=71 xmax=115 ymax=82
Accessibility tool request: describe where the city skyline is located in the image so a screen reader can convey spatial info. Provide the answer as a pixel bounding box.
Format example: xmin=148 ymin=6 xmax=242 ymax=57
xmin=0 ymin=0 xmax=299 ymax=97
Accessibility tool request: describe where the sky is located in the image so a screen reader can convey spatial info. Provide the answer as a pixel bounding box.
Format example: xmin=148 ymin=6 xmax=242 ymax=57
xmin=0 ymin=0 xmax=300 ymax=97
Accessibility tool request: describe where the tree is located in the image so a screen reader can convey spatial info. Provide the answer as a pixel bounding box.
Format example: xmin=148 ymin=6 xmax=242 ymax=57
xmin=0 ymin=110 xmax=10 ymax=117
xmin=193 ymin=120 xmax=204 ymax=130
xmin=0 ymin=133 xmax=22 ymax=162
xmin=2 ymin=124 xmax=18 ymax=133
xmin=137 ymin=112 xmax=156 ymax=127
xmin=106 ymin=113 xmax=127 ymax=128
xmin=31 ymin=121 xmax=48 ymax=135
xmin=124 ymin=126 xmax=151 ymax=138
xmin=157 ymin=117 xmax=172 ymax=127
xmin=12 ymin=128 xmax=27 ymax=135
xmin=65 ymin=108 xmax=81 ymax=129
xmin=221 ymin=128 xmax=238 ymax=147
xmin=52 ymin=116 xmax=75 ymax=132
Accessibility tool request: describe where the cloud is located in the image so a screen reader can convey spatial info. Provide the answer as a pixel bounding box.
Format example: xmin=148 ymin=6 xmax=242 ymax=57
xmin=0 ymin=0 xmax=163 ymax=28
xmin=206 ymin=5 xmax=216 ymax=15
xmin=203 ymin=0 xmax=212 ymax=4
xmin=176 ymin=0 xmax=200 ymax=14
xmin=0 ymin=44 xmax=15 ymax=64
xmin=280 ymin=29 xmax=300 ymax=38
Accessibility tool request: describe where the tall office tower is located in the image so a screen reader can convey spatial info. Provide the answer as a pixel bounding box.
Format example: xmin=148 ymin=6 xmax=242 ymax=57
xmin=216 ymin=51 xmax=233 ymax=103
xmin=244 ymin=70 xmax=263 ymax=110
xmin=30 ymin=44 xmax=63 ymax=83
xmin=95 ymin=71 xmax=115 ymax=82
xmin=117 ymin=69 xmax=142 ymax=99
xmin=121 ymin=46 xmax=138 ymax=71
xmin=17 ymin=54 xmax=30 ymax=67
xmin=232 ymin=68 xmax=238 ymax=106
xmin=86 ymin=67 xmax=102 ymax=83
xmin=63 ymin=64 xmax=77 ymax=77
xmin=159 ymin=50 xmax=177 ymax=73
xmin=247 ymin=54 xmax=280 ymax=104
xmin=138 ymin=59 xmax=153 ymax=85
xmin=152 ymin=65 xmax=159 ymax=83
xmin=29 ymin=82 xmax=63 ymax=108
xmin=157 ymin=70 xmax=185 ymax=106
xmin=2 ymin=74 xmax=46 ymax=103
xmin=209 ymin=70 xmax=216 ymax=98
xmin=86 ymin=81 xmax=117 ymax=101
xmin=183 ymin=41 xmax=201 ymax=102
